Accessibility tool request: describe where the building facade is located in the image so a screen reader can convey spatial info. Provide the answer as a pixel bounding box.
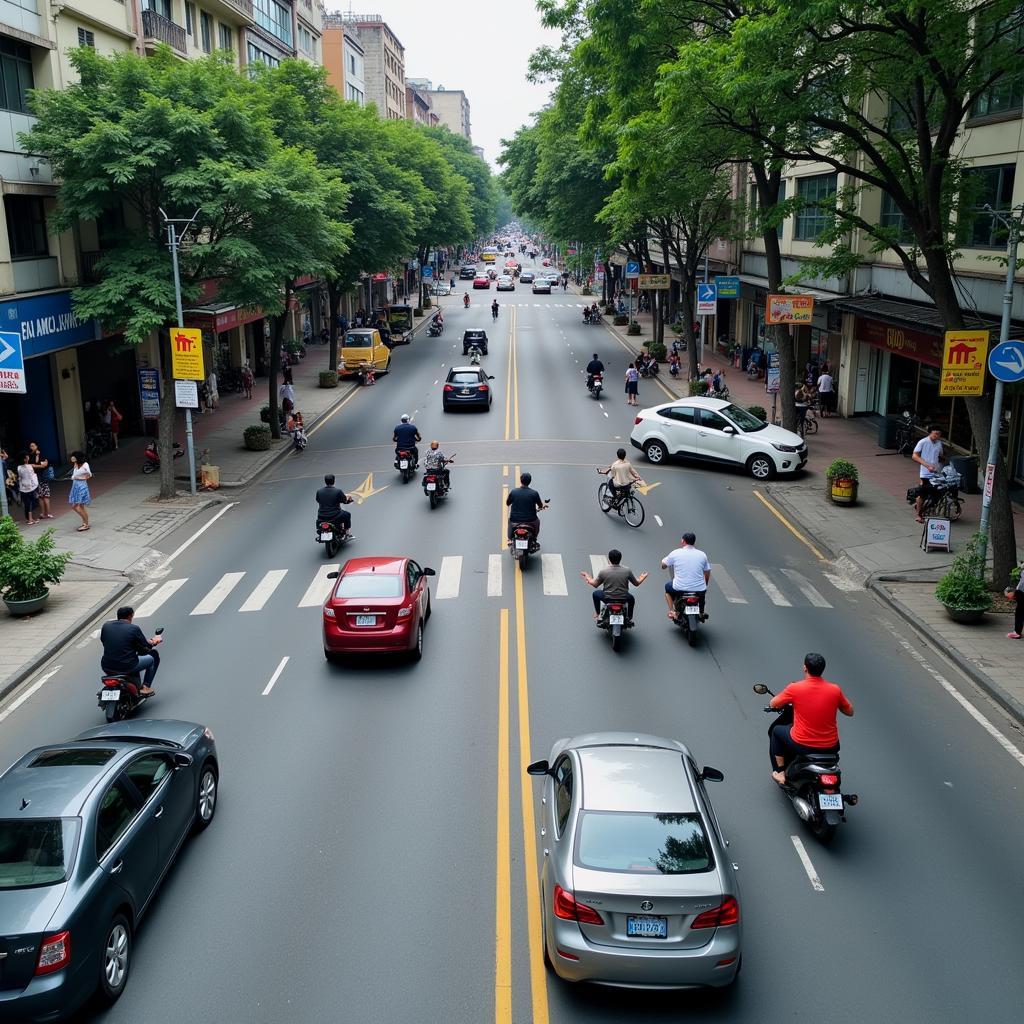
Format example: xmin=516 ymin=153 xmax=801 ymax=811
xmin=406 ymin=79 xmax=471 ymax=138
xmin=405 ymin=79 xmax=432 ymax=126
xmin=323 ymin=16 xmax=365 ymax=105
xmin=332 ymin=14 xmax=404 ymax=120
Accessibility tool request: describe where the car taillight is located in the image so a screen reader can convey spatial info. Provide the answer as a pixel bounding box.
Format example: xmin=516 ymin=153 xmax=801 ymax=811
xmin=444 ymin=385 xmax=454 ymax=392
xmin=479 ymin=384 xmax=489 ymax=392
xmin=820 ymin=774 xmax=839 ymax=786
xmin=323 ymin=606 xmax=336 ymax=618
xmin=634 ymin=416 xmax=642 ymax=425
xmin=552 ymin=885 xmax=604 ymax=926
xmin=35 ymin=931 xmax=71 ymax=975
xmin=691 ymin=896 xmax=739 ymax=929
xmin=397 ymin=606 xmax=412 ymax=617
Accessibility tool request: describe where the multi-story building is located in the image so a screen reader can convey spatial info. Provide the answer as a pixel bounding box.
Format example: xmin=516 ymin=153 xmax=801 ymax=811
xmin=472 ymin=145 xmax=485 ymax=160
xmin=406 ymin=80 xmax=470 ymax=139
xmin=323 ymin=14 xmax=365 ymax=104
xmin=331 ymin=14 xmax=404 ymax=120
xmin=405 ymin=79 xmax=432 ymax=126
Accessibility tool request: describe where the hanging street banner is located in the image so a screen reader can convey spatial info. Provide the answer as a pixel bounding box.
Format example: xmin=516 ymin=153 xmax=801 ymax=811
xmin=715 ymin=276 xmax=741 ymax=299
xmin=171 ymin=327 xmax=205 ymax=381
xmin=638 ymin=273 xmax=671 ymax=289
xmin=766 ymin=295 xmax=814 ymax=324
xmin=940 ymin=329 xmax=989 ymax=396
xmin=138 ymin=367 xmax=160 ymax=418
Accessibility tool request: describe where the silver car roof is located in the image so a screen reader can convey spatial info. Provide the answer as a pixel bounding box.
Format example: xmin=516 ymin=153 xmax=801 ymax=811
xmin=577 ymin=744 xmax=697 ymax=814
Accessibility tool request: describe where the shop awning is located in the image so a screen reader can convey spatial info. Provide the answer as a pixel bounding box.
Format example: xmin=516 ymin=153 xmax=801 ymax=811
xmin=184 ymin=302 xmax=264 ymax=334
xmin=737 ymin=274 xmax=842 ymax=302
xmin=834 ymin=295 xmax=1024 ymax=339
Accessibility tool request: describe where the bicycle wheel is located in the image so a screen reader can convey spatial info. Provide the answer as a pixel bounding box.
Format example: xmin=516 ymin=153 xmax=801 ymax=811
xmin=948 ymin=497 xmax=963 ymax=521
xmin=597 ymin=482 xmax=613 ymax=514
xmin=622 ymin=496 xmax=645 ymax=528
xmin=803 ymin=416 xmax=819 ymax=435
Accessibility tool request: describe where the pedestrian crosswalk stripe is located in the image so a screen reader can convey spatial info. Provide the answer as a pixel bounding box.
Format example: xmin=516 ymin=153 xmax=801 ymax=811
xmin=190 ymin=572 xmax=246 ymax=616
xmin=487 ymin=553 xmax=503 ymax=597
xmin=747 ymin=566 xmax=791 ymax=606
xmin=541 ymin=553 xmax=568 ymax=596
xmin=590 ymin=554 xmax=609 ymax=577
xmin=299 ymin=564 xmax=340 ymax=608
xmin=780 ymin=569 xmax=832 ymax=608
xmin=239 ymin=569 xmax=288 ymax=612
xmin=133 ymin=578 xmax=187 ymax=618
xmin=711 ymin=564 xmax=748 ymax=604
xmin=435 ymin=556 xmax=462 ymax=599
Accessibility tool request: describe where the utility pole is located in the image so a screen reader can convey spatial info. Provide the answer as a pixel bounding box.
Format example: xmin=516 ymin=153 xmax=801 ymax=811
xmin=161 ymin=208 xmax=201 ymax=497
xmin=698 ymin=248 xmax=710 ymax=366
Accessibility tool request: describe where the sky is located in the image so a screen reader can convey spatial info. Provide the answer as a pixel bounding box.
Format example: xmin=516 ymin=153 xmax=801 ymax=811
xmin=325 ymin=2 xmax=561 ymax=171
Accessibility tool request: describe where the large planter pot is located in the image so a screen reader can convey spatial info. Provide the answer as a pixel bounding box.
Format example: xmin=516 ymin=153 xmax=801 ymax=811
xmin=828 ymin=477 xmax=858 ymax=505
xmin=942 ymin=605 xmax=988 ymax=624
xmin=4 ymin=590 xmax=49 ymax=616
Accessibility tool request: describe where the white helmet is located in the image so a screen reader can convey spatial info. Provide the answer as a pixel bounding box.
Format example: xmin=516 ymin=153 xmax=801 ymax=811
xmin=400 ymin=413 xmax=410 ymax=422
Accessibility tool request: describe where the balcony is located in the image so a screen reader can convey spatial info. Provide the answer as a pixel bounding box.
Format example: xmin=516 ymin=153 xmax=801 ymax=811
xmin=141 ymin=9 xmax=187 ymax=55
xmin=209 ymin=0 xmax=254 ymax=20
xmin=13 ymin=257 xmax=60 ymax=293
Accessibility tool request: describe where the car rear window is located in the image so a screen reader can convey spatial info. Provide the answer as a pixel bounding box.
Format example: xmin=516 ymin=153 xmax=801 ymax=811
xmin=29 ymin=748 xmax=116 ymax=767
xmin=0 ymin=819 xmax=78 ymax=889
xmin=449 ymin=372 xmax=482 ymax=385
xmin=344 ymin=333 xmax=373 ymax=347
xmin=576 ymin=811 xmax=713 ymax=874
xmin=335 ymin=575 xmax=403 ymax=598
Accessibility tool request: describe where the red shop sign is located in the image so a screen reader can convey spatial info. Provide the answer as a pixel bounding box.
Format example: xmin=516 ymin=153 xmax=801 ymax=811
xmin=854 ymin=317 xmax=942 ymax=367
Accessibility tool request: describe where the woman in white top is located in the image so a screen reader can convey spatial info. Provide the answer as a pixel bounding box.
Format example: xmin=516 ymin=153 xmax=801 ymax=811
xmin=16 ymin=453 xmax=39 ymax=525
xmin=68 ymin=451 xmax=92 ymax=531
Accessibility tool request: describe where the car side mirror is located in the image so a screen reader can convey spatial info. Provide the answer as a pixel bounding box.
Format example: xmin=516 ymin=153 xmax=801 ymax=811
xmin=422 ymin=567 xmax=436 ymax=576
xmin=526 ymin=759 xmax=551 ymax=777
xmin=752 ymin=683 xmax=769 ymax=695
xmin=488 ymin=375 xmax=495 ymax=380
xmin=327 ymin=571 xmax=339 ymax=579
xmin=700 ymin=766 xmax=724 ymax=783
xmin=173 ymin=752 xmax=193 ymax=770
xmin=723 ymin=426 xmax=736 ymax=435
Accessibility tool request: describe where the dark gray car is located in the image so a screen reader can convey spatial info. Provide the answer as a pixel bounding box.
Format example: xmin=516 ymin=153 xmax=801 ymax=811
xmin=0 ymin=719 xmax=218 ymax=1021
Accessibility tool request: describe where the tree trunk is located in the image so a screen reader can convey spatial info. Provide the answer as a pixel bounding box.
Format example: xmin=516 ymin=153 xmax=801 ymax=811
xmin=327 ymin=280 xmax=341 ymax=375
xmin=156 ymin=328 xmax=176 ymax=500
xmin=268 ymin=313 xmax=285 ymax=441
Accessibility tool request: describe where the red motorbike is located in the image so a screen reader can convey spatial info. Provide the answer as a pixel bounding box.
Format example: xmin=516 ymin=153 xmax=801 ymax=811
xmin=142 ymin=440 xmax=184 ymax=474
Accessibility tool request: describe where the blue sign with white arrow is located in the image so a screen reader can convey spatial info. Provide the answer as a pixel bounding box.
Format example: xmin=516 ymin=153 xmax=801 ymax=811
xmin=625 ymin=260 xmax=640 ymax=279
xmin=421 ymin=265 xmax=433 ymax=279
xmin=0 ymin=329 xmax=26 ymax=394
xmin=697 ymin=282 xmax=718 ymax=314
xmin=988 ymin=340 xmax=1024 ymax=382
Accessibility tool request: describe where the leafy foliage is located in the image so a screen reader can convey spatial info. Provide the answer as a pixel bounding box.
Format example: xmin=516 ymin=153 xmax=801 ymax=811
xmin=0 ymin=518 xmax=72 ymax=602
xmin=826 ymin=459 xmax=859 ymax=483
xmin=935 ymin=533 xmax=993 ymax=611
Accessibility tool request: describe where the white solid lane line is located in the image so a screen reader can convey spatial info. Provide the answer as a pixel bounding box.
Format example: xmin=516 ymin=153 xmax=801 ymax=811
xmin=161 ymin=501 xmax=237 ymax=569
xmin=487 ymin=554 xmax=503 ymax=597
xmin=435 ymin=556 xmax=463 ymax=600
xmin=654 ymin=515 xmax=664 ymax=527
xmin=190 ymin=572 xmax=246 ymax=616
xmin=133 ymin=579 xmax=188 ymax=618
xmin=299 ymin=565 xmax=340 ymax=607
xmin=747 ymin=567 xmax=792 ymax=606
xmin=541 ymin=553 xmax=568 ymax=596
xmin=589 ymin=554 xmax=609 ymax=577
xmin=239 ymin=569 xmax=288 ymax=612
xmin=781 ymin=569 xmax=832 ymax=608
xmin=791 ymin=836 xmax=825 ymax=892
xmin=0 ymin=666 xmax=61 ymax=723
xmin=261 ymin=656 xmax=289 ymax=696
xmin=711 ymin=564 xmax=748 ymax=604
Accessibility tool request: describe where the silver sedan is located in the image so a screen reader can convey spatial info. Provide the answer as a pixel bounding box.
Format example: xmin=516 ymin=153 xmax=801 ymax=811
xmin=527 ymin=732 xmax=741 ymax=988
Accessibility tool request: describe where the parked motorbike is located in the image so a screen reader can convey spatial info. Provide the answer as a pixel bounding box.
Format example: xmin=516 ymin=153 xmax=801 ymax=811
xmin=422 ymin=456 xmax=454 ymax=509
xmin=587 ymin=371 xmax=604 ymax=399
xmin=97 ymin=628 xmax=163 ymax=722
xmin=316 ymin=512 xmax=352 ymax=558
xmin=142 ymin=440 xmax=184 ymax=474
xmin=671 ymin=590 xmax=705 ymax=646
xmin=395 ymin=449 xmax=418 ymax=484
xmin=753 ymin=683 xmax=858 ymax=844
xmin=638 ymin=358 xmax=660 ymax=378
xmin=597 ymin=597 xmax=633 ymax=651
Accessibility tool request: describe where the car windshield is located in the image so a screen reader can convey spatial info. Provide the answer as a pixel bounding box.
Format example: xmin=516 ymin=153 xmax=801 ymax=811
xmin=721 ymin=403 xmax=767 ymax=432
xmin=0 ymin=818 xmax=78 ymax=889
xmin=335 ymin=575 xmax=403 ymax=599
xmin=450 ymin=372 xmax=482 ymax=384
xmin=576 ymin=811 xmax=712 ymax=874
xmin=344 ymin=333 xmax=373 ymax=348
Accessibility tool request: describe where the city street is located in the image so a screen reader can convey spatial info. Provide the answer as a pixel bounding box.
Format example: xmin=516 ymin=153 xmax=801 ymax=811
xmin=4 ymin=258 xmax=1024 ymax=1023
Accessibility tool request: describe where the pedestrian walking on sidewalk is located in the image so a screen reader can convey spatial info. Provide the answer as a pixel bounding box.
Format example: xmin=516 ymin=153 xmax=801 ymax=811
xmin=242 ymin=363 xmax=254 ymax=399
xmin=68 ymin=451 xmax=91 ymax=531
xmin=27 ymin=442 xmax=53 ymax=519
xmin=280 ymin=380 xmax=295 ymax=414
xmin=816 ymin=368 xmax=835 ymax=415
xmin=1006 ymin=567 xmax=1024 ymax=639
xmin=911 ymin=426 xmax=944 ymax=523
xmin=625 ymin=363 xmax=639 ymax=407
xmin=107 ymin=400 xmax=123 ymax=448
xmin=16 ymin=453 xmax=39 ymax=525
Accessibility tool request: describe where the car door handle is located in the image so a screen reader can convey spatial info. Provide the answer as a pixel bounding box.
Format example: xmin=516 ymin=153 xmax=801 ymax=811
xmin=154 ymin=807 xmax=164 ymax=819
xmin=698 ymin=431 xmax=708 ymax=436
xmin=111 ymin=860 xmax=124 ymax=874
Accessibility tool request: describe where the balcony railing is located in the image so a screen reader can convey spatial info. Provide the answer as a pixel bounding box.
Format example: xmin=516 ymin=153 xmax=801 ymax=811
xmin=220 ymin=0 xmax=254 ymax=17
xmin=141 ymin=9 xmax=187 ymax=54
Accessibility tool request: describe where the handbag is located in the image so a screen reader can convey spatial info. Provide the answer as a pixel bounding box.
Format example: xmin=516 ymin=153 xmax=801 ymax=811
xmin=44 ymin=465 xmax=54 ymax=481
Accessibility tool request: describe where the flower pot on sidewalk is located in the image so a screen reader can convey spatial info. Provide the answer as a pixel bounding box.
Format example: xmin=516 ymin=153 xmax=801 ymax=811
xmin=825 ymin=459 xmax=859 ymax=506
xmin=4 ymin=590 xmax=49 ymax=617
xmin=935 ymin=532 xmax=992 ymax=623
xmin=0 ymin=518 xmax=70 ymax=617
xmin=319 ymin=371 xmax=338 ymax=389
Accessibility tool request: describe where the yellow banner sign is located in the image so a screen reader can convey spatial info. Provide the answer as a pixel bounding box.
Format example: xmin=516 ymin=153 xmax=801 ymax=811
xmin=940 ymin=330 xmax=989 ymax=396
xmin=765 ymin=295 xmax=814 ymax=324
xmin=638 ymin=273 xmax=671 ymax=289
xmin=171 ymin=327 xmax=205 ymax=381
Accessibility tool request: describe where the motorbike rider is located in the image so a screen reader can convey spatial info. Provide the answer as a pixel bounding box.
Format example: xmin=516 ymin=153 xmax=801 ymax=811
xmin=580 ymin=548 xmax=649 ymax=620
xmin=393 ymin=414 xmax=421 ymax=468
xmin=586 ymin=353 xmax=605 ymax=391
xmin=506 ymin=471 xmax=547 ymax=544
xmin=100 ymin=606 xmax=163 ymax=696
xmin=598 ymin=448 xmax=644 ymax=502
xmin=468 ymin=343 xmax=482 ymax=365
xmin=423 ymin=440 xmax=452 ymax=490
xmin=768 ymin=652 xmax=854 ymax=785
xmin=315 ymin=473 xmax=354 ymax=535
xmin=491 ymin=299 xmax=499 ymax=321
xmin=463 ymin=292 xmax=470 ymax=308
xmin=662 ymin=532 xmax=711 ymax=621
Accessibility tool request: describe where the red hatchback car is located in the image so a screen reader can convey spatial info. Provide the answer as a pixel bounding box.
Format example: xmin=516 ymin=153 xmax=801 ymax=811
xmin=473 ymin=275 xmax=491 ymax=289
xmin=323 ymin=556 xmax=435 ymax=662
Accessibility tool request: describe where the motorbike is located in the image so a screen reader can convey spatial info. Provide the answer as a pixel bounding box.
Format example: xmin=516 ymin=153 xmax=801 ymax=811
xmin=468 ymin=345 xmax=482 ymax=366
xmin=509 ymin=501 xmax=549 ymax=568
xmin=582 ymin=310 xmax=602 ymax=325
xmin=316 ymin=511 xmax=352 ymax=558
xmin=427 ymin=320 xmax=444 ymax=337
xmin=422 ymin=456 xmax=454 ymax=509
xmin=638 ymin=359 xmax=660 ymax=378
xmin=395 ymin=448 xmax=418 ymax=484
xmin=463 ymin=294 xmax=470 ymax=308
xmin=142 ymin=440 xmax=184 ymax=474
xmin=597 ymin=597 xmax=633 ymax=651
xmin=753 ymin=683 xmax=857 ymax=844
xmin=671 ymin=590 xmax=705 ymax=646
xmin=587 ymin=371 xmax=603 ymax=399
xmin=291 ymin=428 xmax=308 ymax=452
xmin=97 ymin=628 xmax=163 ymax=722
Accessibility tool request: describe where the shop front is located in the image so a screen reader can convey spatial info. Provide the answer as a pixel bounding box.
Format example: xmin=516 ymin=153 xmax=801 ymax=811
xmin=184 ymin=302 xmax=265 ymax=377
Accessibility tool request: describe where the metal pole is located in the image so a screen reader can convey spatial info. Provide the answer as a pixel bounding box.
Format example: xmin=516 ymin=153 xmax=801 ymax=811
xmin=977 ymin=215 xmax=1021 ymax=570
xmin=0 ymin=447 xmax=8 ymax=519
xmin=166 ymin=221 xmax=197 ymax=497
xmin=698 ymin=249 xmax=710 ymax=365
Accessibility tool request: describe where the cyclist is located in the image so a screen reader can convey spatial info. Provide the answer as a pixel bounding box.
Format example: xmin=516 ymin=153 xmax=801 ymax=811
xmin=597 ymin=448 xmax=644 ymax=504
xmin=491 ymin=299 xmax=499 ymax=321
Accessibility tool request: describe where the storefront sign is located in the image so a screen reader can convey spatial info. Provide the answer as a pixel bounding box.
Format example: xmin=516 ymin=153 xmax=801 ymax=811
xmin=766 ymin=295 xmax=814 ymax=324
xmin=372 ymin=273 xmax=390 ymax=282
xmin=0 ymin=330 xmax=26 ymax=393
xmin=855 ymin=317 xmax=942 ymax=366
xmin=638 ymin=274 xmax=671 ymax=289
xmin=174 ymin=380 xmax=199 ymax=409
xmin=185 ymin=305 xmax=264 ymax=334
xmin=0 ymin=290 xmax=97 ymax=358
xmin=171 ymin=328 xmax=205 ymax=381
xmin=940 ymin=330 xmax=989 ymax=396
xmin=922 ymin=517 xmax=951 ymax=552
xmin=715 ymin=276 xmax=741 ymax=299
xmin=138 ymin=367 xmax=160 ymax=419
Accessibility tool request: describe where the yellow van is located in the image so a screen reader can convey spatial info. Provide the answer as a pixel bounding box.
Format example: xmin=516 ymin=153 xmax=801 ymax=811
xmin=338 ymin=328 xmax=392 ymax=378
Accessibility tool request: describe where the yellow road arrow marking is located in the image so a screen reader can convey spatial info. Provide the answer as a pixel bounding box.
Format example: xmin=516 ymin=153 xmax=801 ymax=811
xmin=635 ymin=480 xmax=662 ymax=496
xmin=349 ymin=472 xmax=389 ymax=503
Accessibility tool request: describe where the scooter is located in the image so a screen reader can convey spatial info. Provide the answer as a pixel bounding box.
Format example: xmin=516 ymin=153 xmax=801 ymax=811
xmin=395 ymin=449 xmax=418 ymax=484
xmin=671 ymin=590 xmax=705 ymax=646
xmin=142 ymin=440 xmax=184 ymax=474
xmin=422 ymin=456 xmax=454 ymax=509
xmin=587 ymin=372 xmax=603 ymax=399
xmin=291 ymin=428 xmax=308 ymax=452
xmin=597 ymin=597 xmax=633 ymax=651
xmin=753 ymin=683 xmax=858 ymax=844
xmin=97 ymin=628 xmax=163 ymax=722
xmin=509 ymin=501 xmax=549 ymax=568
xmin=316 ymin=510 xmax=353 ymax=558
xmin=468 ymin=344 xmax=482 ymax=366
xmin=427 ymin=319 xmax=444 ymax=337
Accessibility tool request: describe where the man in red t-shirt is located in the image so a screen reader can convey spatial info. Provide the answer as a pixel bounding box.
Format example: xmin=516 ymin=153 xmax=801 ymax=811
xmin=769 ymin=653 xmax=854 ymax=785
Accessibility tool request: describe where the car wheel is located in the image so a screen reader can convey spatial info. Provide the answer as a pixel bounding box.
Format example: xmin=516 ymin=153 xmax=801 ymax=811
xmin=411 ymin=622 xmax=424 ymax=662
xmin=194 ymin=761 xmax=218 ymax=831
xmin=746 ymin=453 xmax=775 ymax=480
xmin=643 ymin=439 xmax=667 ymax=465
xmin=96 ymin=915 xmax=131 ymax=1006
xmin=324 ymin=648 xmax=341 ymax=665
xmin=425 ymin=594 xmax=432 ymax=621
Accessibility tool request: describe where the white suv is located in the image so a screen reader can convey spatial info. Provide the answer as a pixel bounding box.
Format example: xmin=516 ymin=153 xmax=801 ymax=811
xmin=630 ymin=397 xmax=807 ymax=479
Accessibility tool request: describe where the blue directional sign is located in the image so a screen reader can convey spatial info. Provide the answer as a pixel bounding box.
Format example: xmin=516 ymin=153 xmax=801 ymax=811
xmin=421 ymin=265 xmax=433 ymax=279
xmin=625 ymin=260 xmax=640 ymax=280
xmin=0 ymin=328 xmax=26 ymax=394
xmin=988 ymin=340 xmax=1024 ymax=382
xmin=696 ymin=282 xmax=718 ymax=314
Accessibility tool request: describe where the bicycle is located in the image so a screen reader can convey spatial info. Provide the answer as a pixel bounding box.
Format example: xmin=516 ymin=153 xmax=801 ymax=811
xmin=597 ymin=481 xmax=645 ymax=528
xmin=85 ymin=429 xmax=114 ymax=461
xmin=894 ymin=411 xmax=920 ymax=456
xmin=796 ymin=407 xmax=819 ymax=438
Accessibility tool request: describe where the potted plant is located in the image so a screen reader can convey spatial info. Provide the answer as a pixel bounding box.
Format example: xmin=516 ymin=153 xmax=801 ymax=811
xmin=826 ymin=459 xmax=859 ymax=505
xmin=627 ymin=321 xmax=641 ymax=336
xmin=319 ymin=370 xmax=338 ymax=389
xmin=613 ymin=314 xmax=629 ymax=326
xmin=581 ymin=285 xmax=594 ymax=296
xmin=935 ymin=532 xmax=993 ymax=623
xmin=0 ymin=518 xmax=72 ymax=616
xmin=243 ymin=425 xmax=271 ymax=451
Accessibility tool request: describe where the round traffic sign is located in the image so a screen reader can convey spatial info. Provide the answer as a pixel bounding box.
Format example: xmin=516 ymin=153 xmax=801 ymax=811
xmin=988 ymin=340 xmax=1024 ymax=382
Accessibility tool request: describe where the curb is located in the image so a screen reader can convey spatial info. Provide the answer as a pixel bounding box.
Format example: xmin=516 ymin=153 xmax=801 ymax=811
xmin=0 ymin=577 xmax=133 ymax=705
xmin=868 ymin=579 xmax=1024 ymax=726
xmin=761 ymin=485 xmax=840 ymax=563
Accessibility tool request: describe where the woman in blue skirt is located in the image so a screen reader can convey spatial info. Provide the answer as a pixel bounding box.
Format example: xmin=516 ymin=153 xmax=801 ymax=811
xmin=68 ymin=451 xmax=91 ymax=531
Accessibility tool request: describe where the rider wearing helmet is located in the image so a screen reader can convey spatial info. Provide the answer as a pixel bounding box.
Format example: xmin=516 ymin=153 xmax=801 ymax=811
xmin=393 ymin=414 xmax=421 ymax=468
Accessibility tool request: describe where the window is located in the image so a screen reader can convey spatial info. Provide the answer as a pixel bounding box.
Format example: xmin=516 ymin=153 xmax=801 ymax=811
xmin=30 ymin=748 xmax=115 ymax=767
xmin=972 ymin=11 xmax=1024 ymax=118
xmin=749 ymin=181 xmax=786 ymax=239
xmin=698 ymin=409 xmax=730 ymax=431
xmin=553 ymin=757 xmax=573 ymax=835
xmin=199 ymin=11 xmax=212 ymax=52
xmin=253 ymin=0 xmax=292 ymax=45
xmin=0 ymin=819 xmax=78 ymax=889
xmin=144 ymin=0 xmax=172 ymax=19
xmin=246 ymin=41 xmax=280 ymax=69
xmin=297 ymin=24 xmax=316 ymax=58
xmin=959 ymin=164 xmax=1016 ymax=248
xmin=219 ymin=24 xmax=232 ymax=51
xmin=794 ymin=173 xmax=838 ymax=241
xmin=576 ymin=812 xmax=713 ymax=874
xmin=5 ymin=196 xmax=49 ymax=260
xmin=0 ymin=37 xmax=34 ymax=114
xmin=663 ymin=405 xmax=696 ymax=423
xmin=185 ymin=1 xmax=195 ymax=35
xmin=96 ymin=779 xmax=142 ymax=860
xmin=346 ymin=85 xmax=364 ymax=105
xmin=334 ymin=574 xmax=403 ymax=598
xmin=77 ymin=27 xmax=95 ymax=48
xmin=124 ymin=754 xmax=171 ymax=802
xmin=880 ymin=192 xmax=914 ymax=243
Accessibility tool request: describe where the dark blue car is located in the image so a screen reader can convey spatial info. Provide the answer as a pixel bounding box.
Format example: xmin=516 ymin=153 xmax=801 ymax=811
xmin=0 ymin=719 xmax=219 ymax=1021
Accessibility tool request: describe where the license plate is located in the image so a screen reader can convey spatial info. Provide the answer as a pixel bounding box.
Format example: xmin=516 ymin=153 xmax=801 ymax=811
xmin=609 ymin=614 xmax=625 ymax=625
xmin=461 ymin=389 xmax=470 ymax=395
xmin=684 ymin=605 xmax=700 ymax=616
xmin=515 ymin=539 xmax=529 ymax=549
xmin=400 ymin=460 xmax=408 ymax=469
xmin=627 ymin=915 xmax=668 ymax=939
xmin=319 ymin=531 xmax=333 ymax=541
xmin=818 ymin=792 xmax=843 ymax=810
xmin=355 ymin=615 xmax=376 ymax=626
xmin=426 ymin=482 xmax=437 ymax=491
xmin=100 ymin=689 xmax=121 ymax=702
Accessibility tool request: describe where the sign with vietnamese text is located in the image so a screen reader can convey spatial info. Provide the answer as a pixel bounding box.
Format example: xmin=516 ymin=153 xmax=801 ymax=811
xmin=171 ymin=327 xmax=205 ymax=381
xmin=174 ymin=379 xmax=199 ymax=409
xmin=0 ymin=330 xmax=26 ymax=394
xmin=697 ymin=282 xmax=717 ymax=315
xmin=638 ymin=274 xmax=671 ymax=290
xmin=766 ymin=295 xmax=814 ymax=324
xmin=940 ymin=330 xmax=988 ymax=396
xmin=765 ymin=367 xmax=781 ymax=393
xmin=715 ymin=276 xmax=741 ymax=299
xmin=138 ymin=367 xmax=160 ymax=418
xmin=922 ymin=517 xmax=951 ymax=552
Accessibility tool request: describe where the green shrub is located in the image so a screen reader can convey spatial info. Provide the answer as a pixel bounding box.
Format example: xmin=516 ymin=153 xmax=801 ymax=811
xmin=243 ymin=425 xmax=271 ymax=451
xmin=0 ymin=518 xmax=72 ymax=602
xmin=319 ymin=370 xmax=338 ymax=389
xmin=413 ymin=307 xmax=424 ymax=317
xmin=626 ymin=322 xmax=641 ymax=336
xmin=613 ymin=314 xmax=629 ymax=326
xmin=647 ymin=340 xmax=667 ymax=360
xmin=935 ymin=533 xmax=993 ymax=611
xmin=581 ymin=285 xmax=594 ymax=296
xmin=746 ymin=405 xmax=767 ymax=421
xmin=825 ymin=458 xmax=859 ymax=482
xmin=690 ymin=379 xmax=709 ymax=396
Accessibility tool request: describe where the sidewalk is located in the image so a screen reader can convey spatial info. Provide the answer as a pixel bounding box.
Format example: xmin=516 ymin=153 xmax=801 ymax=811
xmin=600 ymin=304 xmax=1024 ymax=723
xmin=0 ymin=311 xmax=436 ymax=699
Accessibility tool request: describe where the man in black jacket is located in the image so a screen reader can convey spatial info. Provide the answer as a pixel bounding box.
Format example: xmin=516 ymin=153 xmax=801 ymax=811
xmin=100 ymin=607 xmax=162 ymax=695
xmin=316 ymin=474 xmax=353 ymax=534
xmin=506 ymin=471 xmax=547 ymax=543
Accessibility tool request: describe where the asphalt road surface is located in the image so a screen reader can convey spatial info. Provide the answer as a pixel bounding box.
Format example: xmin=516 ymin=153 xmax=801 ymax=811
xmin=5 ymin=256 xmax=1024 ymax=1023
